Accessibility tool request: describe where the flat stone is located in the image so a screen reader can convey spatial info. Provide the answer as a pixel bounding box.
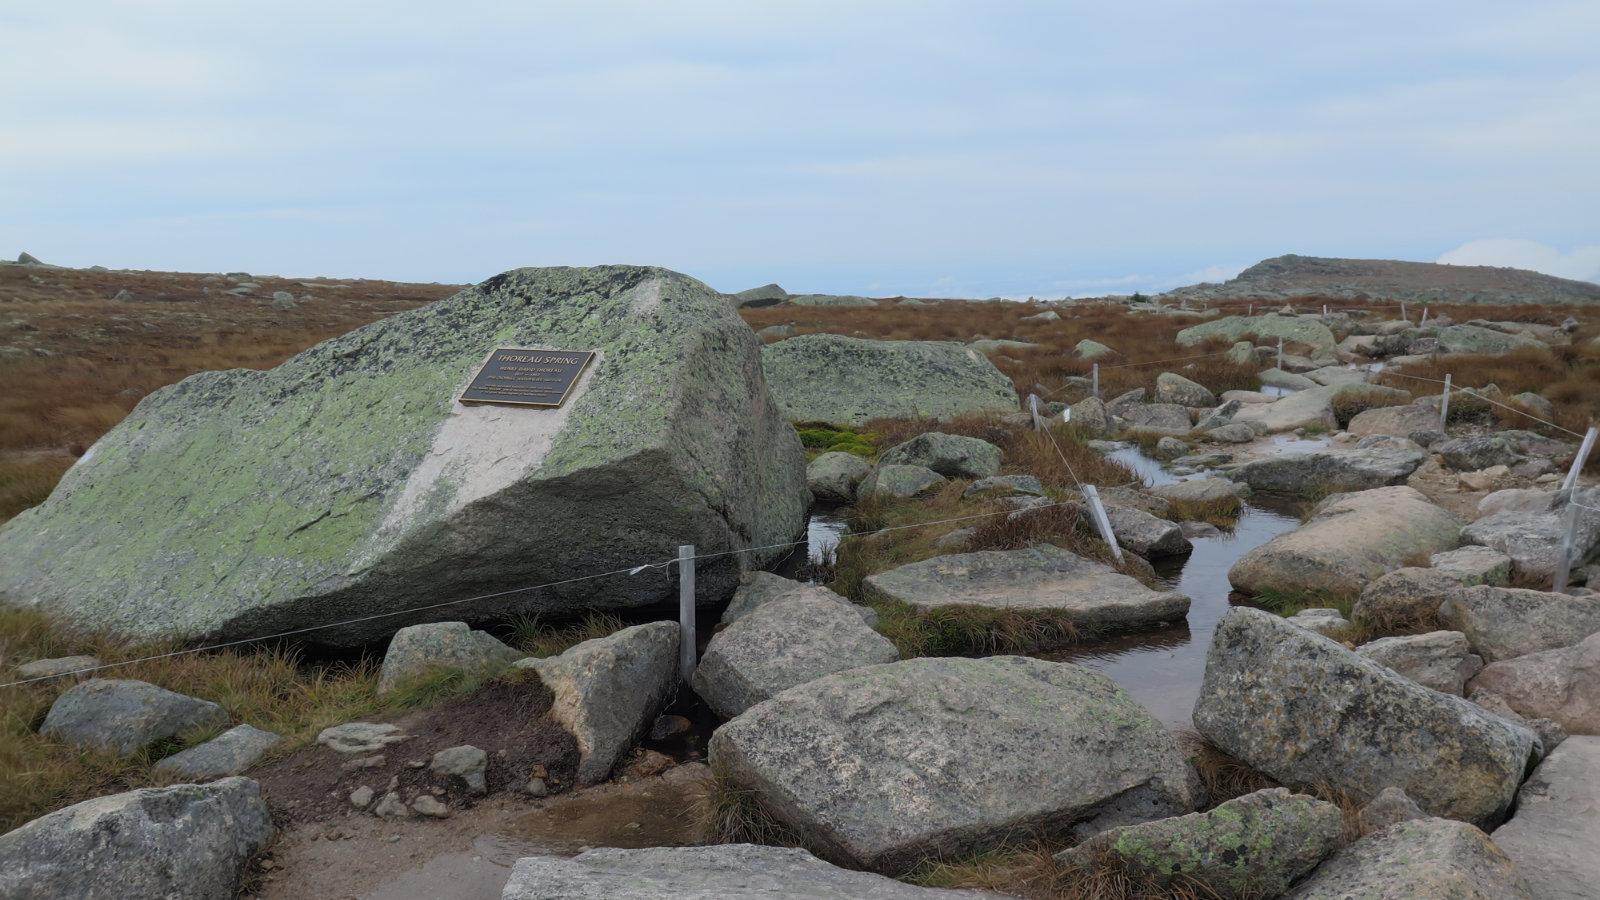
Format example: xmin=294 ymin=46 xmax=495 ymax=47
xmin=1431 ymin=546 xmax=1514 ymax=587
xmin=862 ymin=544 xmax=1190 ymax=633
xmin=1176 ymin=314 xmax=1337 ymax=353
xmin=1231 ymin=385 xmax=1339 ymax=434
xmin=152 ymin=724 xmax=285 ymax=780
xmin=1470 ymin=631 xmax=1600 ymax=736
xmin=721 ymin=572 xmax=860 ymax=625
xmin=1226 ymin=448 xmax=1423 ymax=494
xmin=762 ymin=335 xmax=1017 ymax=425
xmin=317 ymin=722 xmax=409 ymax=754
xmin=1492 ymin=736 xmax=1600 ymax=900
xmin=1148 ymin=477 xmax=1250 ymax=507
xmin=1346 ymin=402 xmax=1442 ymax=438
xmin=1284 ymin=608 xmax=1354 ymax=638
xmin=13 ymin=655 xmax=99 ymax=679
xmin=962 ymin=474 xmax=1045 ymax=500
xmin=1194 ymin=608 xmax=1537 ymax=828
xmin=709 ymin=656 xmax=1201 ymax=874
xmin=503 ymin=845 xmax=1010 ymax=899
xmin=40 ymin=679 xmax=229 ymax=756
xmin=1118 ymin=403 xmax=1192 ymax=433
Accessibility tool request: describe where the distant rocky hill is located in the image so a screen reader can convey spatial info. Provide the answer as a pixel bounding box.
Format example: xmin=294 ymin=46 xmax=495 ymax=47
xmin=1161 ymin=254 xmax=1600 ymax=307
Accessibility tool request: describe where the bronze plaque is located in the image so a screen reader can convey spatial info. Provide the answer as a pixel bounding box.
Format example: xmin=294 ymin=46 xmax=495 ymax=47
xmin=458 ymin=348 xmax=595 ymax=408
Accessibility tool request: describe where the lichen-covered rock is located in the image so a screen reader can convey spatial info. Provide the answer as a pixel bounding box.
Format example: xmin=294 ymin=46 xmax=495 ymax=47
xmin=0 ymin=777 xmax=274 ymax=900
xmin=152 ymin=724 xmax=284 ymax=780
xmin=761 ymin=335 xmax=1016 ymax=425
xmin=1056 ymin=788 xmax=1344 ymax=900
xmin=0 ymin=266 xmax=808 ymax=647
xmin=1430 ymin=546 xmax=1514 ymax=587
xmin=1436 ymin=323 xmax=1546 ymax=355
xmin=1358 ymin=786 xmax=1427 ymax=833
xmin=1103 ymin=504 xmax=1192 ymax=559
xmin=1259 ymin=367 xmax=1319 ymax=392
xmin=806 ymin=451 xmax=872 ymax=502
xmin=502 ymin=845 xmax=1010 ymax=899
xmin=962 ymin=474 xmax=1045 ymax=500
xmin=1436 ymin=435 xmax=1526 ymax=471
xmin=1118 ymin=403 xmax=1193 ymax=433
xmin=1284 ymin=607 xmax=1354 ymax=638
xmin=862 ymin=544 xmax=1190 ymax=633
xmin=728 ymin=283 xmax=787 ymax=307
xmin=720 ymin=571 xmax=858 ymax=625
xmin=41 ymin=679 xmax=229 ymax=756
xmin=1283 ymin=818 xmax=1533 ymax=899
xmin=789 ymin=293 xmax=877 ymax=307
xmin=1068 ymin=396 xmax=1113 ymax=436
xmin=710 ymin=656 xmax=1201 ymax=874
xmin=1346 ymin=402 xmax=1442 ymax=438
xmin=1193 ymin=608 xmax=1537 ymax=828
xmin=1155 ymin=372 xmax=1216 ymax=407
xmin=1460 ymin=488 xmax=1600 ymax=582
xmin=1470 ymin=631 xmax=1600 ymax=736
xmin=1491 ymin=736 xmax=1600 ymax=900
xmin=1352 ymin=567 xmax=1464 ymax=630
xmin=1075 ymin=338 xmax=1115 ymax=359
xmin=376 ymin=622 xmax=520 ymax=696
xmin=1229 ymin=486 xmax=1461 ymax=602
xmin=1439 ymin=586 xmax=1600 ymax=663
xmin=1356 ymin=631 xmax=1483 ymax=696
xmin=519 ymin=621 xmax=678 ymax=785
xmin=857 ymin=464 xmax=948 ymax=501
xmin=692 ymin=595 xmax=899 ymax=718
xmin=1148 ymin=477 xmax=1251 ymax=506
xmin=429 ymin=745 xmax=488 ymax=796
xmin=1176 ymin=314 xmax=1337 ymax=352
xmin=1226 ymin=448 xmax=1424 ymax=494
xmin=878 ymin=432 xmax=1002 ymax=479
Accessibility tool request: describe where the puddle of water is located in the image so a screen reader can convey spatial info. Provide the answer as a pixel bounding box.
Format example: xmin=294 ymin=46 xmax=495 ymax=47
xmin=772 ymin=504 xmax=848 ymax=583
xmin=501 ymin=779 xmax=709 ymax=855
xmin=1260 ymin=384 xmax=1295 ymax=397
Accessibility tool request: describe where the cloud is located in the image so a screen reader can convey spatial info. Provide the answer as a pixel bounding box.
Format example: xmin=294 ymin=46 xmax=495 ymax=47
xmin=1437 ymin=239 xmax=1600 ymax=284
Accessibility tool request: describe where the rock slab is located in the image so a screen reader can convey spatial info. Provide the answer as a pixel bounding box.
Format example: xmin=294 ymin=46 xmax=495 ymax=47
xmin=41 ymin=679 xmax=229 ymax=756
xmin=1193 ymin=608 xmax=1537 ymax=828
xmin=1491 ymin=736 xmax=1600 ymax=900
xmin=152 ymin=724 xmax=284 ymax=780
xmin=761 ymin=335 xmax=1017 ymax=425
xmin=1283 ymin=817 xmax=1533 ymax=899
xmin=1470 ymin=631 xmax=1600 ymax=736
xmin=0 ymin=777 xmax=274 ymax=900
xmin=710 ymin=656 xmax=1201 ymax=874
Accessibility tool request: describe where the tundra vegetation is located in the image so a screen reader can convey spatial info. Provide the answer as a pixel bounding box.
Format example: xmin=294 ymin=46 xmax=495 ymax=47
xmin=2 ymin=261 xmax=1599 ymax=897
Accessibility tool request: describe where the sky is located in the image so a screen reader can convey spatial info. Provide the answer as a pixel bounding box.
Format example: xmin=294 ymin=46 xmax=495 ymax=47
xmin=2 ymin=1 xmax=1597 ymax=298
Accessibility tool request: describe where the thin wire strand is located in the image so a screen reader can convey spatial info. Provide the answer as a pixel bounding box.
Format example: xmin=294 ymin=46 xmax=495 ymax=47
xmin=1377 ymin=371 xmax=1585 ymax=438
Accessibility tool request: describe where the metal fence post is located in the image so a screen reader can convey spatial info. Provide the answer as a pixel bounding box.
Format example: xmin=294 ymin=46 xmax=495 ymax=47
xmin=1082 ymin=484 xmax=1123 ymax=563
xmin=678 ymin=544 xmax=696 ymax=684
xmin=1439 ymin=374 xmax=1452 ymax=432
xmin=1552 ymin=427 xmax=1599 ymax=592
xmin=1092 ymin=363 xmax=1099 ymax=399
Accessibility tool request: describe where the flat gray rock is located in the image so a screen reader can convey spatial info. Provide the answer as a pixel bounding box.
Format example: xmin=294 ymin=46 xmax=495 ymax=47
xmin=1431 ymin=545 xmax=1514 ymax=587
xmin=878 ymin=432 xmax=1002 ymax=479
xmin=1176 ymin=314 xmax=1337 ymax=353
xmin=519 ymin=621 xmax=678 ymax=785
xmin=1231 ymin=385 xmax=1339 ymax=434
xmin=1148 ymin=477 xmax=1250 ymax=506
xmin=721 ymin=571 xmax=858 ymax=625
xmin=377 ymin=621 xmax=520 ymax=696
xmin=502 ymin=844 xmax=1009 ymax=899
xmin=863 ymin=544 xmax=1190 ymax=632
xmin=1437 ymin=323 xmax=1546 ymax=355
xmin=1439 ymin=585 xmax=1600 ymax=663
xmin=1492 ymin=736 xmax=1600 ymax=900
xmin=789 ymin=293 xmax=877 ymax=307
xmin=962 ymin=474 xmax=1044 ymax=500
xmin=1194 ymin=608 xmax=1537 ymax=828
xmin=0 ymin=266 xmax=808 ymax=648
xmin=316 ymin=722 xmax=408 ymax=754
xmin=1205 ymin=422 xmax=1257 ymax=444
xmin=1226 ymin=448 xmax=1423 ymax=494
xmin=1357 ymin=631 xmax=1483 ymax=695
xmin=761 ymin=335 xmax=1016 ymax=425
xmin=152 ymin=724 xmax=284 ymax=780
xmin=692 ymin=595 xmax=899 ymax=718
xmin=13 ymin=655 xmax=99 ymax=679
xmin=1230 ymin=486 xmax=1461 ymax=601
xmin=1470 ymin=631 xmax=1600 ymax=736
xmin=1118 ymin=402 xmax=1193 ymax=433
xmin=0 ymin=777 xmax=274 ymax=900
xmin=41 ymin=679 xmax=229 ymax=756
xmin=1284 ymin=817 xmax=1533 ymax=899
xmin=710 ymin=656 xmax=1201 ymax=874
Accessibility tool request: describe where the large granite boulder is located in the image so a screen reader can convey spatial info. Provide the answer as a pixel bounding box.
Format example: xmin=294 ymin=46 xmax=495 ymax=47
xmin=1103 ymin=504 xmax=1192 ymax=559
xmin=1282 ymin=818 xmax=1533 ymax=900
xmin=1055 ymin=788 xmax=1344 ymax=900
xmin=862 ymin=544 xmax=1190 ymax=632
xmin=1231 ymin=385 xmax=1339 ymax=434
xmin=1175 ymin=314 xmax=1337 ymax=353
xmin=692 ymin=595 xmax=899 ymax=718
xmin=1229 ymin=486 xmax=1461 ymax=601
xmin=789 ymin=293 xmax=877 ymax=307
xmin=1351 ymin=567 xmax=1464 ymax=631
xmin=761 ymin=335 xmax=1016 ymax=425
xmin=719 ymin=571 xmax=853 ymax=625
xmin=0 ymin=777 xmax=274 ymax=900
xmin=1437 ymin=323 xmax=1547 ymax=355
xmin=1431 ymin=545 xmax=1514 ymax=587
xmin=502 ymin=845 xmax=1010 ymax=899
xmin=1346 ymin=402 xmax=1442 ymax=438
xmin=1154 ymin=372 xmax=1216 ymax=407
xmin=1439 ymin=586 xmax=1600 ymax=663
xmin=376 ymin=621 xmax=520 ymax=696
xmin=1470 ymin=631 xmax=1600 ymax=735
xmin=0 ymin=266 xmax=808 ymax=647
xmin=1460 ymin=487 xmax=1600 ymax=582
xmin=878 ymin=432 xmax=1002 ymax=479
xmin=1492 ymin=736 xmax=1600 ymax=900
xmin=1193 ymin=608 xmax=1537 ymax=828
xmin=806 ymin=451 xmax=872 ymax=502
xmin=856 ymin=464 xmax=947 ymax=501
xmin=709 ymin=656 xmax=1201 ymax=874
xmin=1356 ymin=631 xmax=1483 ymax=696
xmin=1225 ymin=448 xmax=1423 ymax=494
xmin=517 ymin=621 xmax=678 ymax=785
xmin=728 ymin=283 xmax=788 ymax=307
xmin=40 ymin=679 xmax=229 ymax=756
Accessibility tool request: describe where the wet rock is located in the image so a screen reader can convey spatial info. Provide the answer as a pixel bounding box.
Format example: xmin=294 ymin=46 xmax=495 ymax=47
xmin=1439 ymin=585 xmax=1600 ymax=663
xmin=806 ymin=451 xmax=872 ymax=502
xmin=1283 ymin=818 xmax=1533 ymax=899
xmin=710 ymin=656 xmax=1201 ymax=874
xmin=1431 ymin=546 xmax=1514 ymax=587
xmin=317 ymin=722 xmax=408 ymax=754
xmin=1470 ymin=631 xmax=1600 ymax=735
xmin=503 ymin=844 xmax=1009 ymax=898
xmin=0 ymin=777 xmax=274 ymax=900
xmin=152 ymin=723 xmax=284 ymax=780
xmin=962 ymin=474 xmax=1044 ymax=500
xmin=1358 ymin=786 xmax=1426 ymax=833
xmin=519 ymin=621 xmax=678 ymax=785
xmin=863 ymin=544 xmax=1190 ymax=633
xmin=1491 ymin=736 xmax=1600 ymax=900
xmin=1194 ymin=608 xmax=1537 ymax=828
xmin=1226 ymin=448 xmax=1424 ymax=494
xmin=376 ymin=622 xmax=519 ymax=696
xmin=692 ymin=595 xmax=898 ymax=718
xmin=1229 ymin=486 xmax=1461 ymax=602
xmin=429 ymin=745 xmax=488 ymax=796
xmin=1103 ymin=504 xmax=1192 ymax=559
xmin=1056 ymin=788 xmax=1343 ymax=900
xmin=13 ymin=655 xmax=99 ymax=679
xmin=1352 ymin=567 xmax=1464 ymax=631
xmin=879 ymin=432 xmax=1002 ymax=479
xmin=1148 ymin=477 xmax=1250 ymax=507
xmin=40 ymin=679 xmax=229 ymax=756
xmin=857 ymin=463 xmax=947 ymax=501
xmin=1357 ymin=631 xmax=1483 ymax=695
xmin=763 ymin=335 xmax=1016 ymax=425
xmin=1155 ymin=372 xmax=1216 ymax=407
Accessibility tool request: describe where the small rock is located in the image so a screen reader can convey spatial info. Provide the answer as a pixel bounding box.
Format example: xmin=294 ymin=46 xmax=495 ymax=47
xmin=13 ymin=655 xmax=100 ymax=680
xmin=340 ymin=754 xmax=387 ymax=771
xmin=649 ymin=715 xmax=691 ymax=741
xmin=429 ymin=745 xmax=488 ymax=796
xmin=524 ymin=778 xmax=549 ymax=798
xmin=317 ymin=723 xmax=408 ymax=754
xmin=411 ymin=795 xmax=451 ymax=818
xmin=349 ymin=786 xmax=374 ymax=809
xmin=1358 ymin=786 xmax=1427 ymax=833
xmin=371 ymin=792 xmax=409 ymax=818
